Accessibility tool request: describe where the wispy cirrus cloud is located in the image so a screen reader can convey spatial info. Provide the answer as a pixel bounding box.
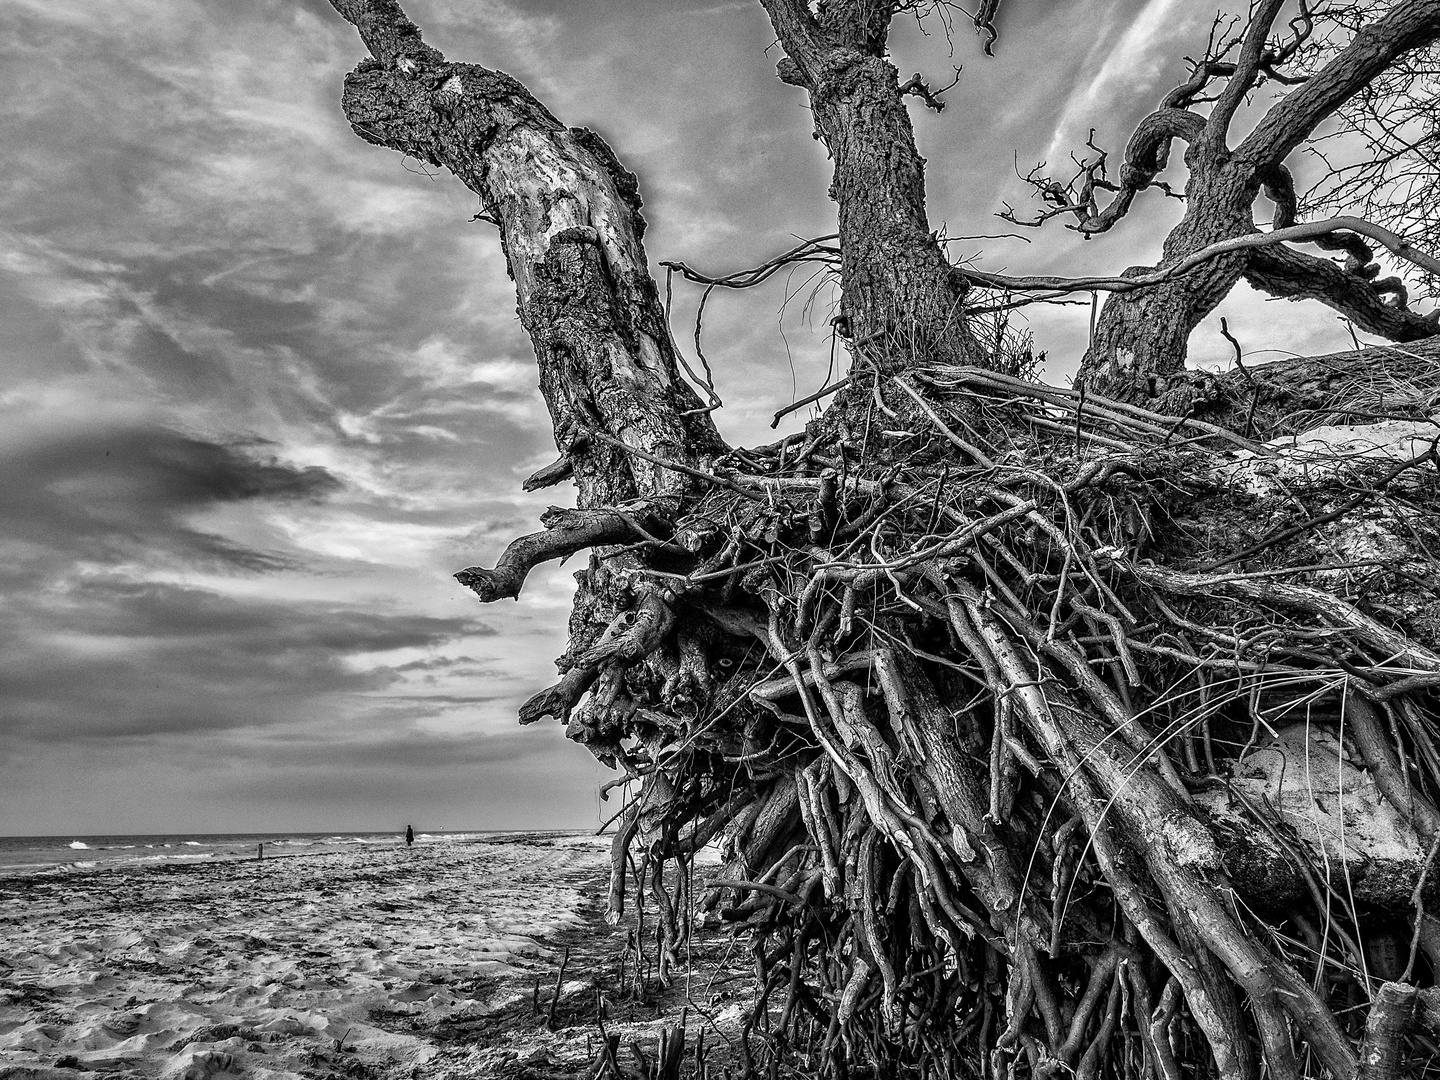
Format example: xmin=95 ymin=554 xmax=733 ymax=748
xmin=1041 ymin=0 xmax=1205 ymax=164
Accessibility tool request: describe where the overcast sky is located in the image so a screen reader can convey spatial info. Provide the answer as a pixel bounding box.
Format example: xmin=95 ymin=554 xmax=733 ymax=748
xmin=0 ymin=0 xmax=1372 ymax=836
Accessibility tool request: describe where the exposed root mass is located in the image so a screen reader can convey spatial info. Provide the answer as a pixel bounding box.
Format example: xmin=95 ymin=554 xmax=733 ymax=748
xmin=465 ymin=348 xmax=1440 ymax=1080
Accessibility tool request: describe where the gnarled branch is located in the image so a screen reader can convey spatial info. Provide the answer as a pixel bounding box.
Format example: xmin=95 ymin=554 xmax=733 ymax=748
xmin=964 ymin=216 xmax=1440 ymax=324
xmin=454 ymin=505 xmax=665 ymax=602
xmin=1245 ymin=240 xmax=1440 ymax=341
xmin=1002 ymin=111 xmax=1203 ymax=235
xmin=1238 ymin=0 xmax=1440 ymax=170
xmin=1203 ymin=0 xmax=1287 ymax=145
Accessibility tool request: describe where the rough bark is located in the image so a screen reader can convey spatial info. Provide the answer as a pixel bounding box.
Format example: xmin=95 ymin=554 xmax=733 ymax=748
xmin=758 ymin=0 xmax=982 ymax=369
xmin=328 ymin=0 xmax=722 ymax=507
xmin=1082 ymin=165 xmax=1257 ymax=403
xmin=1356 ymin=982 xmax=1417 ymax=1080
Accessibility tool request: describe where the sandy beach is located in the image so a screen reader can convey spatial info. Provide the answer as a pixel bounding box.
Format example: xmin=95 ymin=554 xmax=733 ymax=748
xmin=0 ymin=834 xmax=736 ymax=1080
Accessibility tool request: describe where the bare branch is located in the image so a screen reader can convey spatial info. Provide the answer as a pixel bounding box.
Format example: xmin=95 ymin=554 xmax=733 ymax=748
xmin=523 ymin=455 xmax=575 ymax=492
xmin=1238 ymin=0 xmax=1440 ymax=169
xmin=1267 ymin=161 xmax=1410 ymax=290
xmin=1295 ymin=16 xmax=1440 ymax=300
xmin=1162 ymin=13 xmax=1244 ymax=109
xmin=661 ymin=235 xmax=841 ymax=289
xmin=454 ymin=505 xmax=667 ymax=602
xmin=1205 ymin=0 xmax=1287 ymax=144
xmin=518 ymin=666 xmax=596 ymax=725
xmin=1004 ymin=111 xmax=1204 ymax=235
xmin=1244 ymin=240 xmax=1440 ymax=341
xmin=772 ymin=377 xmax=851 ymax=428
xmin=964 ymin=216 xmax=1440 ymax=305
xmin=1080 ymin=110 xmax=1205 ymax=234
xmin=973 ymin=0 xmax=1002 ymax=56
xmin=897 ymin=68 xmax=962 ymax=112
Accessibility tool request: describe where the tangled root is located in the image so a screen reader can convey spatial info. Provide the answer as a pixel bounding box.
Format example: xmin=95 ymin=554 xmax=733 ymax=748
xmin=468 ymin=356 xmax=1440 ymax=1079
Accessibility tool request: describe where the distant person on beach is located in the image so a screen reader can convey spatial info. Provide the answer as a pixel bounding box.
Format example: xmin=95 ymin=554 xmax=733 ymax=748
xmin=405 ymin=825 xmax=414 ymax=848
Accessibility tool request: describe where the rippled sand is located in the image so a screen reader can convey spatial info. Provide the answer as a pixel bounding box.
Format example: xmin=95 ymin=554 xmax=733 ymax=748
xmin=0 ymin=835 xmax=617 ymax=1080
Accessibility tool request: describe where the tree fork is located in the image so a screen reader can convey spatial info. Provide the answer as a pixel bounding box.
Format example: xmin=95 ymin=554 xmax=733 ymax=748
xmin=1063 ymin=0 xmax=1440 ymax=403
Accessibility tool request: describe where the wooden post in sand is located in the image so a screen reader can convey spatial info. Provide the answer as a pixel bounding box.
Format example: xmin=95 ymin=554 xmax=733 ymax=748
xmin=257 ymin=843 xmax=263 ymax=860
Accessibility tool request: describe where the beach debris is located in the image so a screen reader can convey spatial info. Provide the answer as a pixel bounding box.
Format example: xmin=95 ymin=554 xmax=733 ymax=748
xmin=545 ymin=946 xmax=570 ymax=1030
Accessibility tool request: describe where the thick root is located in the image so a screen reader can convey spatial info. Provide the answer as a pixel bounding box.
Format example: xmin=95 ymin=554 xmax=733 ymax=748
xmin=472 ymin=357 xmax=1440 ymax=1078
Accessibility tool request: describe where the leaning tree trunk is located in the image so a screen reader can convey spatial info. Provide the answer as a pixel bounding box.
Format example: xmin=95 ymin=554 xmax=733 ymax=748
xmin=1077 ymin=0 xmax=1440 ymax=408
xmin=328 ymin=0 xmax=721 ymax=509
xmin=1080 ymin=165 xmax=1258 ymax=406
xmin=327 ymin=0 xmax=727 ymax=793
xmin=330 ymin=3 xmax=1440 ymax=1079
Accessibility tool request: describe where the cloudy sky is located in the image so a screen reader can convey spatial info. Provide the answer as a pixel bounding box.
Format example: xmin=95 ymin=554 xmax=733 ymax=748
xmin=0 ymin=0 xmax=1373 ymax=836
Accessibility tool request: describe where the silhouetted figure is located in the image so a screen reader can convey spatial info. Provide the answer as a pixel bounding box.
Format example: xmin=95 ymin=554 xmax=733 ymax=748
xmin=405 ymin=825 xmax=414 ymax=848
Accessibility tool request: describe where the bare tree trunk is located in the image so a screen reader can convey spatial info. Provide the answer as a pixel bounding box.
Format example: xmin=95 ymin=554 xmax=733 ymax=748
xmin=759 ymin=0 xmax=982 ymax=369
xmin=1082 ymin=171 xmax=1256 ymax=405
xmin=329 ymin=0 xmax=721 ymax=507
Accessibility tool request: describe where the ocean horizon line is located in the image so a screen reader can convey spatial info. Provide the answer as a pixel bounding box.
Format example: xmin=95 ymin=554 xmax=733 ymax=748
xmin=0 ymin=828 xmax=594 ymax=877
xmin=0 ymin=827 xmax=573 ymax=840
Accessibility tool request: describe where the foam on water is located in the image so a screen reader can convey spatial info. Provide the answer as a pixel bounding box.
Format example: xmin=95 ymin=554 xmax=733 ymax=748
xmin=0 ymin=831 xmax=513 ymax=877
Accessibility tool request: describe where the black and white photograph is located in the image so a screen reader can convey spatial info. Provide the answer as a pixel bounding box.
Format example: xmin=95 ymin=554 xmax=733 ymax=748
xmin=2 ymin=1 xmax=1439 ymax=1077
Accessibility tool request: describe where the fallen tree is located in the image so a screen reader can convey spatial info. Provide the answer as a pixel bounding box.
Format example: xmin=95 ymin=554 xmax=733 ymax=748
xmin=327 ymin=2 xmax=1440 ymax=1076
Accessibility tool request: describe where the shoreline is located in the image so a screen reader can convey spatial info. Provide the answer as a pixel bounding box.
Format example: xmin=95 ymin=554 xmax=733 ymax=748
xmin=0 ymin=833 xmax=578 ymax=881
xmin=3 ymin=845 xmax=369 ymax=881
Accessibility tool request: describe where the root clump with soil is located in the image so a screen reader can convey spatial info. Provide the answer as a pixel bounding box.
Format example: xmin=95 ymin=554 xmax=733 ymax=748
xmin=460 ymin=343 xmax=1440 ymax=1080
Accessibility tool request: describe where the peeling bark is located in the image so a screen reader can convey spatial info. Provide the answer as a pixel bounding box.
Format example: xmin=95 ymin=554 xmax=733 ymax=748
xmin=328 ymin=0 xmax=722 ymax=506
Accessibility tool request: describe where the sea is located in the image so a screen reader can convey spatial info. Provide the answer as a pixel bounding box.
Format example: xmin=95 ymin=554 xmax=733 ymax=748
xmin=0 ymin=831 xmax=501 ymax=877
